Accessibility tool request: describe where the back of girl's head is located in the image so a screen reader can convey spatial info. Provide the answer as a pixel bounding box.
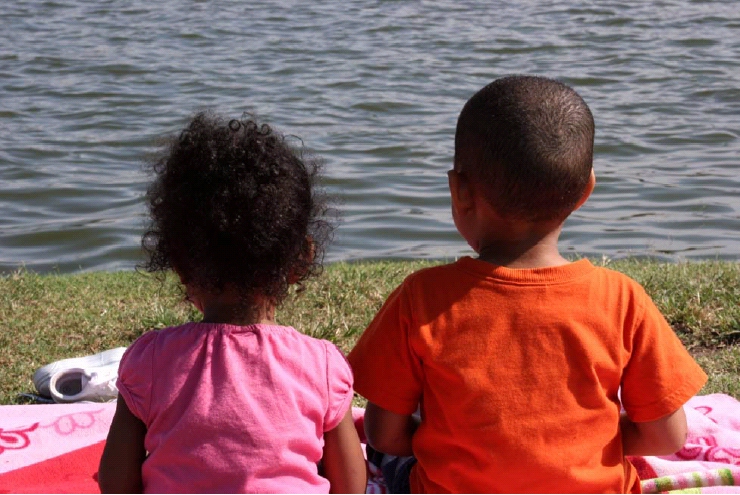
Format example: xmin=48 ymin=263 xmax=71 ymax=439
xmin=454 ymin=75 xmax=594 ymax=222
xmin=143 ymin=111 xmax=333 ymax=305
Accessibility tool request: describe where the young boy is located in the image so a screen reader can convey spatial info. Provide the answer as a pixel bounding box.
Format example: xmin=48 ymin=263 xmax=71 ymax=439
xmin=348 ymin=75 xmax=707 ymax=493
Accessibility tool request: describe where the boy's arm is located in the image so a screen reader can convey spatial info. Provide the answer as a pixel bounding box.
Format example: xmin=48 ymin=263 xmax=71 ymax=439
xmin=620 ymin=406 xmax=688 ymax=456
xmin=619 ymin=284 xmax=706 ymax=457
xmin=364 ymin=402 xmax=420 ymax=457
xmin=321 ymin=409 xmax=367 ymax=494
xmin=98 ymin=395 xmax=147 ymax=493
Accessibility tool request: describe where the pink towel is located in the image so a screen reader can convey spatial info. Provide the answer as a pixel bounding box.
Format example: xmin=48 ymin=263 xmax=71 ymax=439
xmin=0 ymin=403 xmax=114 ymax=493
xmin=631 ymin=393 xmax=740 ymax=493
xmin=0 ymin=404 xmax=373 ymax=493
xmin=1 ymin=397 xmax=738 ymax=493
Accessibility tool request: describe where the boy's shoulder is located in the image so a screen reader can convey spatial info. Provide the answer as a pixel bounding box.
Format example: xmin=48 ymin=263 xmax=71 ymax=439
xmin=403 ymin=257 xmax=641 ymax=282
xmin=587 ymin=263 xmax=653 ymax=297
xmin=397 ymin=259 xmax=468 ymax=288
xmin=405 ymin=259 xmax=461 ymax=277
xmin=398 ymin=256 xmax=647 ymax=298
xmin=400 ymin=257 xmax=652 ymax=305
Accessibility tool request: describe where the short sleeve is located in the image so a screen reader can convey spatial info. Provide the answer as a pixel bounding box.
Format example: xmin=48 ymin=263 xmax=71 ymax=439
xmin=621 ymin=289 xmax=707 ymax=422
xmin=116 ymin=331 xmax=157 ymax=424
xmin=347 ymin=282 xmax=423 ymax=416
xmin=323 ymin=341 xmax=354 ymax=432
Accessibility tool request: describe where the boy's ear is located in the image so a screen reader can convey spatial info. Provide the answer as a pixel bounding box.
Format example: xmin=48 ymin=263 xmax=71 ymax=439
xmin=448 ymin=169 xmax=475 ymax=214
xmin=573 ymin=170 xmax=596 ymax=211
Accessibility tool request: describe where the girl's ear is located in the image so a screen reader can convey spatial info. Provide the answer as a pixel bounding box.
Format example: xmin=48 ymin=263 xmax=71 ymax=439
xmin=185 ymin=286 xmax=205 ymax=314
xmin=303 ymin=236 xmax=316 ymax=264
xmin=288 ymin=236 xmax=315 ymax=284
xmin=175 ymin=267 xmax=204 ymax=313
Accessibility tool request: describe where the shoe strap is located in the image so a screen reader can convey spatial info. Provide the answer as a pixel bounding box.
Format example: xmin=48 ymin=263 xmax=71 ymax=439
xmin=82 ymin=368 xmax=119 ymax=395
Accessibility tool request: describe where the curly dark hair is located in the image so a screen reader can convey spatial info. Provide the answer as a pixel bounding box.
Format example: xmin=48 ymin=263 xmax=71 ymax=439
xmin=142 ymin=111 xmax=334 ymax=307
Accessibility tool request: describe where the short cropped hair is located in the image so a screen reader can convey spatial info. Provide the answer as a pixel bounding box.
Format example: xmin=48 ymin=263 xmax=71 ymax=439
xmin=454 ymin=75 xmax=594 ymax=222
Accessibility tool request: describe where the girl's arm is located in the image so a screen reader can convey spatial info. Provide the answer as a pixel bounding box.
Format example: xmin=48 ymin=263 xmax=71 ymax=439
xmin=321 ymin=408 xmax=367 ymax=494
xmin=621 ymin=406 xmax=688 ymax=456
xmin=98 ymin=395 xmax=147 ymax=493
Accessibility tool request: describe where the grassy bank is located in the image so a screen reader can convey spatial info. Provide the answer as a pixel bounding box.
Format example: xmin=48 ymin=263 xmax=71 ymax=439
xmin=1 ymin=259 xmax=739 ymax=405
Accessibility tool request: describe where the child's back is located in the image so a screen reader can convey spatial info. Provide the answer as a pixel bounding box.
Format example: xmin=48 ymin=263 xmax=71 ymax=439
xmin=99 ymin=113 xmax=366 ymax=493
xmin=351 ymin=257 xmax=705 ymax=492
xmin=120 ymin=322 xmax=351 ymax=492
xmin=348 ymin=76 xmax=707 ymax=493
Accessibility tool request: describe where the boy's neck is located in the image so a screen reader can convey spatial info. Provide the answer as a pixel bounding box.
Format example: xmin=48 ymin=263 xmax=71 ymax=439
xmin=476 ymin=222 xmax=570 ymax=269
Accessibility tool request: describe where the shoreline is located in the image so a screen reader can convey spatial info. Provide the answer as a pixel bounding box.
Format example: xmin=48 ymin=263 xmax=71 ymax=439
xmin=1 ymin=258 xmax=738 ymax=404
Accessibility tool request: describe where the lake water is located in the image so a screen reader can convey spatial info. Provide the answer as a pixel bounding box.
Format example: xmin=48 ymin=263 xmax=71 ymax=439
xmin=1 ymin=0 xmax=739 ymax=274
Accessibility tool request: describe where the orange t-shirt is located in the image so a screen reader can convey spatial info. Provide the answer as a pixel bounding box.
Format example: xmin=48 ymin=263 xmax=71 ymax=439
xmin=348 ymin=257 xmax=707 ymax=494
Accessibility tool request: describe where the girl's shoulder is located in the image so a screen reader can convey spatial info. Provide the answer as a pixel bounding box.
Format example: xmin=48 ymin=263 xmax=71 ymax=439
xmin=247 ymin=323 xmax=329 ymax=346
xmin=248 ymin=324 xmax=352 ymax=384
xmin=122 ymin=322 xmax=350 ymax=377
xmin=128 ymin=321 xmax=195 ymax=343
xmin=121 ymin=322 xmax=199 ymax=363
xmin=254 ymin=324 xmax=349 ymax=362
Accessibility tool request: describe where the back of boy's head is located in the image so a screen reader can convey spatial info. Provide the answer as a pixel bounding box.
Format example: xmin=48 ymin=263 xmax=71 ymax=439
xmin=143 ymin=111 xmax=332 ymax=304
xmin=454 ymin=75 xmax=594 ymax=222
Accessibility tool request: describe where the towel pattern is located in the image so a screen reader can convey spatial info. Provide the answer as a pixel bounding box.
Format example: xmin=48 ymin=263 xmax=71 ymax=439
xmin=1 ymin=395 xmax=739 ymax=493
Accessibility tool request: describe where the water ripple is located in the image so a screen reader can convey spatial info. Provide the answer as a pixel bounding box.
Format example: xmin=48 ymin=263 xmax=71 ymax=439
xmin=1 ymin=0 xmax=739 ymax=273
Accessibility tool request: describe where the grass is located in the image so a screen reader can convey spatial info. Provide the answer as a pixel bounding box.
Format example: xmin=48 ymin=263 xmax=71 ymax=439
xmin=1 ymin=259 xmax=739 ymax=405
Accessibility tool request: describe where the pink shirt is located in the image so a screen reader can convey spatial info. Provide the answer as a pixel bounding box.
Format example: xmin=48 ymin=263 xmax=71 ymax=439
xmin=117 ymin=323 xmax=354 ymax=493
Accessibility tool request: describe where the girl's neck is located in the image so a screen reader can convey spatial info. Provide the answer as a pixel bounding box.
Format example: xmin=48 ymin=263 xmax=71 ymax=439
xmin=201 ymin=302 xmax=276 ymax=326
xmin=187 ymin=284 xmax=277 ymax=326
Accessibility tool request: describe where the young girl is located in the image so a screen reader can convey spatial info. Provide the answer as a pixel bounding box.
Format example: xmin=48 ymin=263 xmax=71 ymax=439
xmin=98 ymin=112 xmax=367 ymax=493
